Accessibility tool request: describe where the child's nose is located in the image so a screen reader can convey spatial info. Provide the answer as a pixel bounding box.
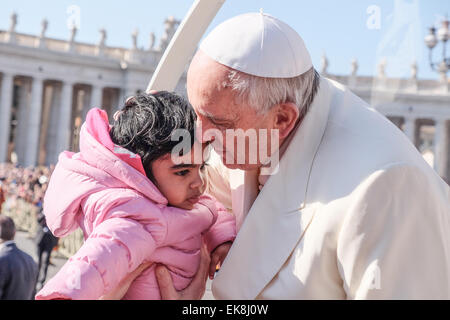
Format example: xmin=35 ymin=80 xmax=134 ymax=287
xmin=190 ymin=171 xmax=205 ymax=190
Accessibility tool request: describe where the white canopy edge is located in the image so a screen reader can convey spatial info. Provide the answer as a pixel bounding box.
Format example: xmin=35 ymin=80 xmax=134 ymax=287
xmin=146 ymin=0 xmax=226 ymax=93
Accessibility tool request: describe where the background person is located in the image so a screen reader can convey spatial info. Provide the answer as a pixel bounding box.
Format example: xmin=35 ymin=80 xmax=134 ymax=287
xmin=0 ymin=215 xmax=38 ymax=300
xmin=35 ymin=210 xmax=59 ymax=290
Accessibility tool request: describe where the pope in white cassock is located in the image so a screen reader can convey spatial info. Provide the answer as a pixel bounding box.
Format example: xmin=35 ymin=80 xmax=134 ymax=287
xmin=179 ymin=12 xmax=450 ymax=299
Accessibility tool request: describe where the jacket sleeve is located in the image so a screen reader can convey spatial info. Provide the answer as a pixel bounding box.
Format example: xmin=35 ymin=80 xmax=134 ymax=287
xmin=202 ymin=198 xmax=236 ymax=254
xmin=35 ymin=217 xmax=159 ymax=300
xmin=336 ymin=164 xmax=450 ymax=299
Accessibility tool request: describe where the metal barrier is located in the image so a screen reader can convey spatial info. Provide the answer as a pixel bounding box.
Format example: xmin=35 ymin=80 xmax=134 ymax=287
xmin=2 ymin=198 xmax=39 ymax=236
xmin=56 ymin=228 xmax=84 ymax=258
xmin=1 ymin=197 xmax=84 ymax=259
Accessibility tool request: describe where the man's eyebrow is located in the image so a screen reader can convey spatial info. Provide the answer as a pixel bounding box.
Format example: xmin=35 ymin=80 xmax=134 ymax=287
xmin=199 ymin=110 xmax=237 ymax=124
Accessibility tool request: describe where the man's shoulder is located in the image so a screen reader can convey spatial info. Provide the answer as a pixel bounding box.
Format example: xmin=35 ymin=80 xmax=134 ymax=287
xmin=317 ymin=87 xmax=423 ymax=169
xmin=0 ymin=247 xmax=9 ymax=260
xmin=304 ymin=91 xmax=437 ymax=205
xmin=0 ymin=246 xmax=37 ymax=284
xmin=18 ymin=246 xmax=36 ymax=261
xmin=3 ymin=244 xmax=36 ymax=264
xmin=0 ymin=244 xmax=18 ymax=263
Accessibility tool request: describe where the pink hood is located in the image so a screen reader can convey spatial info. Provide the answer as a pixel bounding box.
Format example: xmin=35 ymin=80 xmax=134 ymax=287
xmin=44 ymin=108 xmax=167 ymax=237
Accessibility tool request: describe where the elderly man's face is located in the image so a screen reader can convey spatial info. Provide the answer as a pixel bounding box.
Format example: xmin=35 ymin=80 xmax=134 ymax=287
xmin=187 ymin=51 xmax=277 ymax=170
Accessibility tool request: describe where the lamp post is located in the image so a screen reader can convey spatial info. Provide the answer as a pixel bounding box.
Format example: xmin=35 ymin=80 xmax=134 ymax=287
xmin=425 ymin=15 xmax=450 ymax=78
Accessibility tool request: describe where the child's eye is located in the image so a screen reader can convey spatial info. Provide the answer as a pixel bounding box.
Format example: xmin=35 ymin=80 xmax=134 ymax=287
xmin=174 ymin=170 xmax=190 ymax=176
xmin=200 ymin=163 xmax=208 ymax=171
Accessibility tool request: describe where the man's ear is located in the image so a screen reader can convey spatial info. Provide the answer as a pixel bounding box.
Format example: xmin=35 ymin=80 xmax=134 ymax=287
xmin=272 ymin=102 xmax=300 ymax=139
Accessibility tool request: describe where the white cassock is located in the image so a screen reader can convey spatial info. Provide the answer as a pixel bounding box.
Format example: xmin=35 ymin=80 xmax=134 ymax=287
xmin=206 ymin=76 xmax=450 ymax=299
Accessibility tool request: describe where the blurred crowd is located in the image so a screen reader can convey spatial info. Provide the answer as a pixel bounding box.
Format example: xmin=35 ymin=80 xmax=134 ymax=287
xmin=0 ymin=163 xmax=59 ymax=299
xmin=0 ymin=163 xmax=54 ymax=213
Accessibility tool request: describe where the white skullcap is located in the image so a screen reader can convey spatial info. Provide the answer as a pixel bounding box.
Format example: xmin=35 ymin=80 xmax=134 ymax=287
xmin=199 ymin=11 xmax=313 ymax=78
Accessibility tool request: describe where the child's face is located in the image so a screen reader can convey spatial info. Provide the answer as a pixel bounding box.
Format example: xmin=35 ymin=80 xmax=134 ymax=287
xmin=151 ymin=143 xmax=209 ymax=210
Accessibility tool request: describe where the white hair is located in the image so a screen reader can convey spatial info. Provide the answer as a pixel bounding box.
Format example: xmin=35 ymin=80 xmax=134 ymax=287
xmin=222 ymin=67 xmax=320 ymax=117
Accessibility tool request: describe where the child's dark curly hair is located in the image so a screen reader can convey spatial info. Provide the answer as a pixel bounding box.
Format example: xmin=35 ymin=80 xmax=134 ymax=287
xmin=109 ymin=91 xmax=197 ymax=182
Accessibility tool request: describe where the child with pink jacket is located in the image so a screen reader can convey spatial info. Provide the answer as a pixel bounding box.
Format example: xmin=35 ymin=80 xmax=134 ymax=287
xmin=35 ymin=92 xmax=236 ymax=300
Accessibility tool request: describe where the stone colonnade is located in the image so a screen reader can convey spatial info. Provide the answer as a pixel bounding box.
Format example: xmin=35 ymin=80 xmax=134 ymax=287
xmin=387 ymin=115 xmax=449 ymax=180
xmin=0 ymin=71 xmax=137 ymax=166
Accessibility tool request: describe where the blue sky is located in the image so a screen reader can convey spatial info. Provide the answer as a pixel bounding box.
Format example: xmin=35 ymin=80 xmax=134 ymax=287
xmin=1 ymin=0 xmax=449 ymax=80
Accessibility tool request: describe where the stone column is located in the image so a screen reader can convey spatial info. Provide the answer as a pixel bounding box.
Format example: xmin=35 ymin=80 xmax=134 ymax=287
xmin=433 ymin=119 xmax=448 ymax=178
xmin=57 ymin=81 xmax=74 ymax=153
xmin=15 ymin=82 xmax=31 ymax=165
xmin=403 ymin=116 xmax=416 ymax=146
xmin=45 ymin=83 xmax=62 ymax=165
xmin=0 ymin=73 xmax=14 ymax=162
xmin=90 ymin=84 xmax=103 ymax=109
xmin=118 ymin=89 xmax=126 ymax=110
xmin=37 ymin=83 xmax=54 ymax=166
xmin=24 ymin=77 xmax=44 ymax=167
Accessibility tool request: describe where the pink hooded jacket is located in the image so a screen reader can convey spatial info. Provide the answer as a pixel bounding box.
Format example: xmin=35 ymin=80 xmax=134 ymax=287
xmin=35 ymin=109 xmax=236 ymax=300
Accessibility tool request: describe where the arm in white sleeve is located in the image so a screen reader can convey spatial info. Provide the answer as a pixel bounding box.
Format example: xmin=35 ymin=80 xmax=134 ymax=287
xmin=337 ymin=164 xmax=450 ymax=299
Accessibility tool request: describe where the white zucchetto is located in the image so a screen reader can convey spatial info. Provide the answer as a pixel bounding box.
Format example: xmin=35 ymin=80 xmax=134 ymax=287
xmin=199 ymin=12 xmax=313 ymax=78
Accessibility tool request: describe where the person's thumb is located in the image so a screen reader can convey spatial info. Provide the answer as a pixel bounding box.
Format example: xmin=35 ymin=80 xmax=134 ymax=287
xmin=131 ymin=261 xmax=152 ymax=278
xmin=155 ymin=265 xmax=179 ymax=300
